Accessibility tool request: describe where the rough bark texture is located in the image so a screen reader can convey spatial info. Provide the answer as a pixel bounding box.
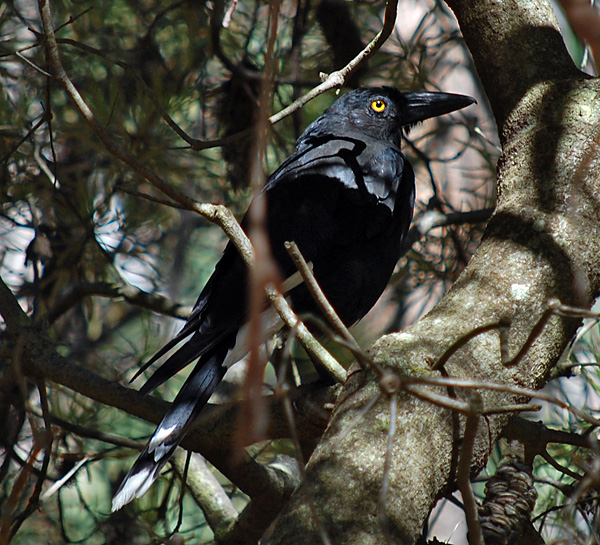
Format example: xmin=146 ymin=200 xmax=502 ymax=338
xmin=267 ymin=1 xmax=600 ymax=543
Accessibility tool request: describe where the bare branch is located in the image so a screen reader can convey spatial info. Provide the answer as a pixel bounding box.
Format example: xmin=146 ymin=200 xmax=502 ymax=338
xmin=47 ymin=281 xmax=192 ymax=323
xmin=285 ymin=241 xmax=367 ymax=367
xmin=268 ymin=0 xmax=400 ymax=125
xmin=458 ymin=394 xmax=484 ymax=545
xmin=172 ymin=451 xmax=238 ymax=539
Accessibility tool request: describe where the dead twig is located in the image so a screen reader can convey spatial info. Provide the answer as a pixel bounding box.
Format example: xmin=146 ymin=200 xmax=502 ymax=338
xmin=457 ymin=393 xmax=484 ymax=545
xmin=285 ymin=241 xmax=369 ymax=368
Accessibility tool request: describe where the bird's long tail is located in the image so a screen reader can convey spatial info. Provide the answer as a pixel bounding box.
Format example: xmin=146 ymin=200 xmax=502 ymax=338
xmin=111 ymin=351 xmax=227 ymax=511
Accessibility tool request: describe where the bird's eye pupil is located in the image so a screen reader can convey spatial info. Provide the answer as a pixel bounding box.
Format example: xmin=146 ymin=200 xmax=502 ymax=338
xmin=371 ymin=99 xmax=386 ymax=113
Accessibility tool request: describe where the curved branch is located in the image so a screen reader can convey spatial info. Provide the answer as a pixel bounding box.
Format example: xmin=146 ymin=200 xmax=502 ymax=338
xmin=46 ymin=281 xmax=192 ymax=323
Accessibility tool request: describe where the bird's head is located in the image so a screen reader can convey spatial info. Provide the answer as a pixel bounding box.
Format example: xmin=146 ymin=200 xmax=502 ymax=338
xmin=311 ymin=87 xmax=475 ymax=148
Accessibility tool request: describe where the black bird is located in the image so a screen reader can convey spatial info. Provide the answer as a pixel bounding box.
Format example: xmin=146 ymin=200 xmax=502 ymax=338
xmin=111 ymin=87 xmax=475 ymax=510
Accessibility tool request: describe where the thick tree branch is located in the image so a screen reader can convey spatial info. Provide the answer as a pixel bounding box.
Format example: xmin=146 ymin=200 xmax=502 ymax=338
xmin=267 ymin=1 xmax=600 ymax=543
xmin=445 ymin=0 xmax=587 ymax=131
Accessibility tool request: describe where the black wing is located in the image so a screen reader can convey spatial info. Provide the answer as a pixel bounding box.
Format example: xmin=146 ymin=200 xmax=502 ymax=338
xmin=264 ymin=132 xmax=414 ymax=325
xmin=138 ymin=132 xmax=412 ymax=391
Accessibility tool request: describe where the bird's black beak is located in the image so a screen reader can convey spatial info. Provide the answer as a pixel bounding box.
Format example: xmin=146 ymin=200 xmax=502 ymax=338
xmin=402 ymin=91 xmax=476 ymax=126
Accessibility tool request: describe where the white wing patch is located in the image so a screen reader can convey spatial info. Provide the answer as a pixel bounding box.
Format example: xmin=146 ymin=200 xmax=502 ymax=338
xmin=149 ymin=424 xmax=178 ymax=451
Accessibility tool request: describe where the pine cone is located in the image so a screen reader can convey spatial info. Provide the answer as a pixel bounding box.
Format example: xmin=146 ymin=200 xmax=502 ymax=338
xmin=479 ymin=457 xmax=542 ymax=545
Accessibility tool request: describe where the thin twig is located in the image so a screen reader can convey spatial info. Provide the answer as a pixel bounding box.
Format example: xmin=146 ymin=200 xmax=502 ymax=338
xmin=403 ymin=383 xmax=471 ymax=413
xmin=484 ymin=403 xmax=541 ymax=414
xmin=46 ymin=281 xmax=192 ymax=323
xmin=240 ymin=0 xmax=284 ymax=448
xmin=457 ymin=394 xmax=483 ymax=545
xmin=54 ymin=6 xmax=93 ymax=33
xmin=285 ymin=241 xmax=369 ymax=367
xmin=40 ymin=457 xmax=91 ymax=501
xmin=0 ymin=113 xmax=49 ymax=164
xmin=405 ymin=374 xmax=600 ymax=428
xmin=267 ymin=0 xmax=400 ymax=125
xmin=405 ymin=383 xmax=538 ymax=416
xmin=15 ymin=50 xmax=52 ymax=76
xmin=432 ymin=322 xmax=507 ymax=371
xmin=433 ymin=298 xmax=594 ymax=373
xmin=266 ymin=286 xmax=347 ymax=383
xmin=38 ymin=411 xmax=143 ymax=450
xmin=171 ymin=451 xmax=238 ymax=538
xmin=540 ymin=450 xmax=584 ymax=481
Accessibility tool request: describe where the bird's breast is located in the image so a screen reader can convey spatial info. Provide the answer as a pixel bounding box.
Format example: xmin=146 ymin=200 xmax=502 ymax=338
xmin=358 ymin=144 xmax=404 ymax=211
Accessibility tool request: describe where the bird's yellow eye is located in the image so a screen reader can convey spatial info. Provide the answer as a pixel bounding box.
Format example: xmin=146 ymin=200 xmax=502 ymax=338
xmin=371 ymin=99 xmax=386 ymax=113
